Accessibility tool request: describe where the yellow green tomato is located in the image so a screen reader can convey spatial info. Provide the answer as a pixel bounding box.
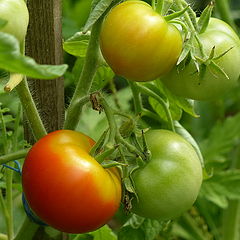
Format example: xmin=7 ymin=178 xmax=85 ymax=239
xmin=131 ymin=130 xmax=202 ymax=220
xmin=0 ymin=0 xmax=29 ymax=42
xmin=100 ymin=1 xmax=183 ymax=82
xmin=161 ymin=18 xmax=240 ymax=100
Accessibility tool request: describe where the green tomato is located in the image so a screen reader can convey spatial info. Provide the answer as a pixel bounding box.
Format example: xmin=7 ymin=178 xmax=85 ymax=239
xmin=131 ymin=130 xmax=202 ymax=220
xmin=100 ymin=0 xmax=182 ymax=82
xmin=0 ymin=0 xmax=29 ymax=42
xmin=160 ymin=18 xmax=240 ymax=100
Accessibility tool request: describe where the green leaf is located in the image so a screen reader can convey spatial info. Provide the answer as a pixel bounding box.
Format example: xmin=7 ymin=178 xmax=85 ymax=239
xmin=118 ymin=226 xmax=145 ymax=240
xmin=124 ymin=214 xmax=145 ymax=229
xmin=83 ymin=0 xmax=117 ymax=33
xmin=200 ymin=113 xmax=240 ymax=164
xmin=149 ymin=81 xmax=198 ymax=122
xmin=0 ymin=32 xmax=68 ymax=79
xmin=141 ymin=219 xmax=164 ymax=240
xmin=91 ymin=225 xmax=117 ymax=240
xmin=90 ymin=65 xmax=114 ymax=92
xmin=200 ymin=170 xmax=240 ymax=208
xmin=63 ymin=32 xmax=90 ymax=57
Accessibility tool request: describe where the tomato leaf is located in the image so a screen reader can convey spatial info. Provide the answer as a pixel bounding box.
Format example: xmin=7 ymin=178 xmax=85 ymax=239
xmin=83 ymin=0 xmax=120 ymax=33
xmin=118 ymin=226 xmax=145 ymax=240
xmin=200 ymin=113 xmax=240 ymax=167
xmin=200 ymin=170 xmax=240 ymax=208
xmin=91 ymin=225 xmax=117 ymax=240
xmin=63 ymin=31 xmax=90 ymax=57
xmin=0 ymin=32 xmax=68 ymax=79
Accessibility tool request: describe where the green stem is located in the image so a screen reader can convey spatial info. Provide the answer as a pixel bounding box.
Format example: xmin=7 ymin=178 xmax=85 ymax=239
xmin=136 ymin=84 xmax=175 ymax=132
xmin=6 ymin=165 xmax=14 ymax=240
xmin=222 ymin=200 xmax=240 ymax=240
xmin=0 ymin=105 xmax=9 ymax=153
xmin=16 ymin=78 xmax=47 ymax=140
xmin=64 ymin=18 xmax=103 ymax=130
xmin=0 ymin=149 xmax=29 ymax=165
xmin=116 ymin=135 xmax=145 ymax=160
xmin=222 ymin=146 xmax=240 ymax=240
xmin=180 ymin=213 xmax=206 ymax=240
xmin=215 ymin=0 xmax=238 ymax=32
xmin=142 ymin=109 xmax=162 ymax=123
xmin=0 ymin=105 xmax=14 ymax=240
xmin=13 ymin=217 xmax=39 ymax=240
xmin=101 ymin=98 xmax=118 ymax=144
xmin=128 ymin=81 xmax=142 ymax=114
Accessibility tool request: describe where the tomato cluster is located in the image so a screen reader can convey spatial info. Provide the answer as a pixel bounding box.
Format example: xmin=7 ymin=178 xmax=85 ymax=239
xmin=22 ymin=130 xmax=122 ymax=234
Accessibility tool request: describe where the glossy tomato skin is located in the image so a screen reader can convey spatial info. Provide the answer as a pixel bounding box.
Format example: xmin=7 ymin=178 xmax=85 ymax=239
xmin=161 ymin=18 xmax=240 ymax=100
xmin=100 ymin=1 xmax=182 ymax=82
xmin=0 ymin=0 xmax=29 ymax=42
xmin=22 ymin=130 xmax=122 ymax=234
xmin=131 ymin=130 xmax=202 ymax=220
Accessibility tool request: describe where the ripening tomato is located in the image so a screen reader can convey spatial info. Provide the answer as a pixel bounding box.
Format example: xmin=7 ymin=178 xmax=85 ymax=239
xmin=131 ymin=130 xmax=202 ymax=220
xmin=22 ymin=130 xmax=122 ymax=234
xmin=160 ymin=18 xmax=240 ymax=100
xmin=100 ymin=0 xmax=182 ymax=82
xmin=0 ymin=0 xmax=29 ymax=42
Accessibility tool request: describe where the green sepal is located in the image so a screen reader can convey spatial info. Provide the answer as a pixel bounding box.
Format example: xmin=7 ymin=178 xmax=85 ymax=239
xmin=101 ymin=160 xmax=127 ymax=168
xmin=198 ymin=2 xmax=214 ymax=34
xmin=164 ymin=4 xmax=189 ymax=21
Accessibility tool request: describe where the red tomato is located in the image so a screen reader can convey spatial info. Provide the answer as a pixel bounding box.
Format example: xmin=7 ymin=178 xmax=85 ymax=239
xmin=22 ymin=130 xmax=122 ymax=233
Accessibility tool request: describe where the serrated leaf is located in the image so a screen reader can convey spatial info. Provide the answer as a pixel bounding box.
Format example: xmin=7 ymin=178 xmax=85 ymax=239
xmin=63 ymin=31 xmax=90 ymax=57
xmin=200 ymin=170 xmax=240 ymax=208
xmin=123 ymin=214 xmax=145 ymax=229
xmin=141 ymin=219 xmax=164 ymax=240
xmin=83 ymin=0 xmax=115 ymax=33
xmin=200 ymin=113 xmax=240 ymax=164
xmin=0 ymin=32 xmax=67 ymax=79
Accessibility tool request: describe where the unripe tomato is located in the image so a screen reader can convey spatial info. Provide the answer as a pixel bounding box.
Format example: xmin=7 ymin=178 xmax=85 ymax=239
xmin=22 ymin=130 xmax=122 ymax=234
xmin=131 ymin=130 xmax=202 ymax=220
xmin=0 ymin=0 xmax=29 ymax=42
xmin=161 ymin=18 xmax=240 ymax=100
xmin=100 ymin=1 xmax=182 ymax=82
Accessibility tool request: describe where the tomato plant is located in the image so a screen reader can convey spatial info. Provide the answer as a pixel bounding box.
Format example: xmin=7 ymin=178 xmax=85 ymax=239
xmin=161 ymin=18 xmax=240 ymax=100
xmin=22 ymin=130 xmax=122 ymax=234
xmin=100 ymin=0 xmax=182 ymax=82
xmin=131 ymin=130 xmax=202 ymax=220
xmin=0 ymin=0 xmax=29 ymax=42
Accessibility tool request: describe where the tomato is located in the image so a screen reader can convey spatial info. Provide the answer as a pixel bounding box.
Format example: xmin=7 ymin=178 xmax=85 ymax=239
xmin=160 ymin=18 xmax=240 ymax=100
xmin=0 ymin=0 xmax=29 ymax=42
xmin=100 ymin=1 xmax=182 ymax=82
xmin=22 ymin=130 xmax=122 ymax=234
xmin=131 ymin=129 xmax=202 ymax=220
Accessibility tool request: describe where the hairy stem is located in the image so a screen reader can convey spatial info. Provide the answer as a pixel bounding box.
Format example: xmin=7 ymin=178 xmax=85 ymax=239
xmin=16 ymin=78 xmax=47 ymax=140
xmin=64 ymin=18 xmax=103 ymax=130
